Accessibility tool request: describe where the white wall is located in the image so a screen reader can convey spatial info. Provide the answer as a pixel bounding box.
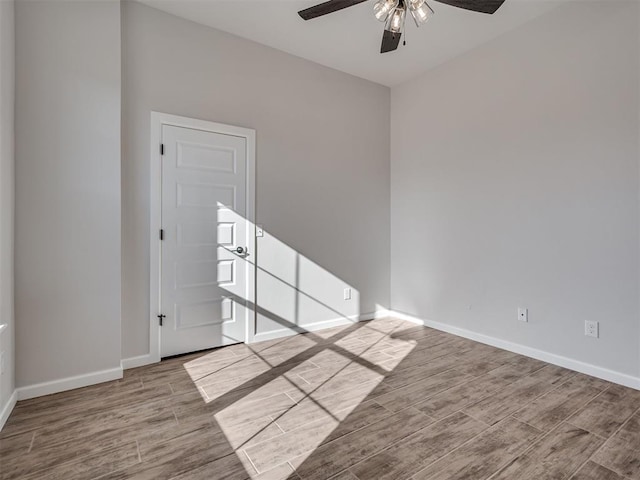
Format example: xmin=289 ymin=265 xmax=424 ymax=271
xmin=15 ymin=1 xmax=122 ymax=388
xmin=122 ymin=2 xmax=390 ymax=358
xmin=11 ymin=0 xmax=638 ymax=401
xmin=0 ymin=0 xmax=16 ymax=424
xmin=391 ymin=1 xmax=640 ymax=378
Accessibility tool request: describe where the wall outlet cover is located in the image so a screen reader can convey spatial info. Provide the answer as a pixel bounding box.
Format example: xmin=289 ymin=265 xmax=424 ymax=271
xmin=518 ymin=308 xmax=528 ymax=322
xmin=585 ymin=320 xmax=599 ymax=338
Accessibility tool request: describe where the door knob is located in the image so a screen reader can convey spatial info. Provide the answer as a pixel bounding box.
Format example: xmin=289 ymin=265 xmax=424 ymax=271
xmin=234 ymin=246 xmax=249 ymax=256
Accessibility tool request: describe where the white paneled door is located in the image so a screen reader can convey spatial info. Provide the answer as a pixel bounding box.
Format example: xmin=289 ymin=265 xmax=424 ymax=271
xmin=160 ymin=124 xmax=252 ymax=357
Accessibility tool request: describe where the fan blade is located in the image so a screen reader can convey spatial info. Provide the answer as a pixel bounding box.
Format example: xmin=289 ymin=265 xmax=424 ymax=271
xmin=432 ymin=0 xmax=506 ymax=14
xmin=298 ymin=0 xmax=368 ymax=20
xmin=380 ymin=29 xmax=402 ymax=53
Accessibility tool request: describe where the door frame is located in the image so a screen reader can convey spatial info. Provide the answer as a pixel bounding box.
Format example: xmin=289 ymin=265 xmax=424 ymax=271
xmin=149 ymin=112 xmax=256 ymax=363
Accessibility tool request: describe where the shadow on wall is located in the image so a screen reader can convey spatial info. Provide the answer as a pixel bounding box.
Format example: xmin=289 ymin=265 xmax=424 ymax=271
xmin=209 ymin=202 xmax=364 ymax=346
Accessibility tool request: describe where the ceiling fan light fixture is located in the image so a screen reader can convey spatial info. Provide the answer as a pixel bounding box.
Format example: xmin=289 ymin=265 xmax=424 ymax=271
xmin=385 ymin=4 xmax=406 ymax=34
xmin=407 ymin=0 xmax=434 ymax=27
xmin=373 ymin=0 xmax=399 ymax=22
xmin=298 ymin=0 xmax=508 ymax=55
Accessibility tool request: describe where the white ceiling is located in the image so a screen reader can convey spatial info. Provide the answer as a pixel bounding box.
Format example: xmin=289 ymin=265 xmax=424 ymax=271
xmin=137 ymin=0 xmax=564 ymax=86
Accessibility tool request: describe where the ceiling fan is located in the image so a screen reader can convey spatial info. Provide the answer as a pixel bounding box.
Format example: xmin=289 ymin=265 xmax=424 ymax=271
xmin=298 ymin=0 xmax=506 ymax=53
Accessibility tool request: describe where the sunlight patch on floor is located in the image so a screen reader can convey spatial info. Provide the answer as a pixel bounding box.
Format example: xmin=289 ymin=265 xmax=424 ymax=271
xmin=179 ymin=319 xmax=418 ymax=477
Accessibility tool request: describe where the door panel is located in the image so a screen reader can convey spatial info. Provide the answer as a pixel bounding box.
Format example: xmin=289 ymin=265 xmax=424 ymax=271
xmin=161 ymin=125 xmax=250 ymax=357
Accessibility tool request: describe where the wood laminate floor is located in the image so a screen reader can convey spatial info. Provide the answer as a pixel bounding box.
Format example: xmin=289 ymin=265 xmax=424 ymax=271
xmin=2 ymin=317 xmax=640 ymax=480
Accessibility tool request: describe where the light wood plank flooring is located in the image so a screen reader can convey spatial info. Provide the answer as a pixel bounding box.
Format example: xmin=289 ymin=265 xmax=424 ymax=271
xmin=1 ymin=317 xmax=639 ymax=480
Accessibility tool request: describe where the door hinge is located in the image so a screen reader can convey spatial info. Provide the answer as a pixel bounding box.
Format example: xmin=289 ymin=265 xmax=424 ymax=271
xmin=160 ymin=144 xmax=164 ymax=155
xmin=159 ymin=229 xmax=164 ymax=240
xmin=157 ymin=314 xmax=166 ymax=326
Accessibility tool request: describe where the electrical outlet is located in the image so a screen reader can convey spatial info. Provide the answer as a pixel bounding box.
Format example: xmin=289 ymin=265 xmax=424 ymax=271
xmin=585 ymin=320 xmax=599 ymax=338
xmin=343 ymin=288 xmax=352 ymax=301
xmin=256 ymin=225 xmax=264 ymax=237
xmin=518 ymin=307 xmax=528 ymax=322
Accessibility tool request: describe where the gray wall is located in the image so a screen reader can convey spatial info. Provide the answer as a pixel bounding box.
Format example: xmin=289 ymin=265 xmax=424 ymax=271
xmin=391 ymin=1 xmax=640 ymax=377
xmin=0 ymin=0 xmax=15 ymax=415
xmin=15 ymin=1 xmax=122 ymax=387
xmin=121 ymin=2 xmax=390 ymax=358
xmin=13 ymin=0 xmax=636 ymax=394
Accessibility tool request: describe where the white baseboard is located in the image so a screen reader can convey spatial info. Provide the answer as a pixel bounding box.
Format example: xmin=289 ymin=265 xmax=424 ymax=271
xmin=123 ymin=312 xmax=387 ymax=362
xmin=251 ymin=312 xmax=378 ymax=344
xmin=388 ymin=309 xmax=640 ymax=391
xmin=372 ymin=308 xmax=392 ymax=320
xmin=0 ymin=389 xmax=17 ymax=431
xmin=16 ymin=366 xmax=123 ymax=401
xmin=121 ymin=353 xmax=156 ymax=370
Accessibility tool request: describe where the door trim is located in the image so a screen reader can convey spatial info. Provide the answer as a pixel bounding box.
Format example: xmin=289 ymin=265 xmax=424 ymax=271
xmin=149 ymin=112 xmax=256 ymax=363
